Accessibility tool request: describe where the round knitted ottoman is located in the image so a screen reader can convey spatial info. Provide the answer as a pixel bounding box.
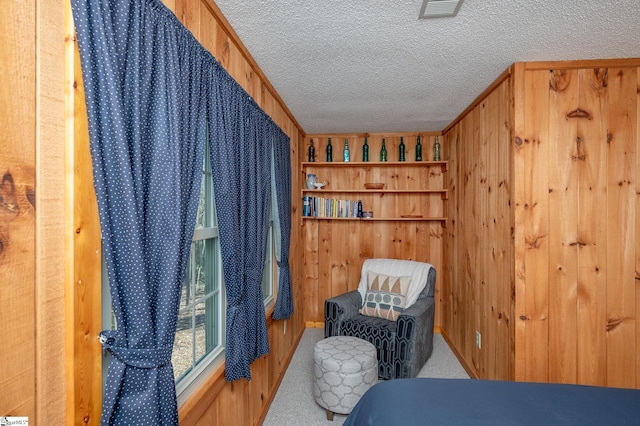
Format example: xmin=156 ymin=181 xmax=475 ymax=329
xmin=313 ymin=336 xmax=378 ymax=421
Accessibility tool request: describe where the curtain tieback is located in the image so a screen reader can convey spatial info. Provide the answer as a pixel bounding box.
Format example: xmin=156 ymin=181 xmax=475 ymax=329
xmin=99 ymin=330 xmax=173 ymax=369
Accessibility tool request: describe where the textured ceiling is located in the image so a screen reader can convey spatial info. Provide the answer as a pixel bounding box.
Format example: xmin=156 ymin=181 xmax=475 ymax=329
xmin=213 ymin=0 xmax=640 ymax=134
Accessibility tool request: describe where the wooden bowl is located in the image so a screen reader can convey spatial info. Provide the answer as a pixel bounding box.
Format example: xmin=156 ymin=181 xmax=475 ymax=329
xmin=364 ymin=183 xmax=385 ymax=189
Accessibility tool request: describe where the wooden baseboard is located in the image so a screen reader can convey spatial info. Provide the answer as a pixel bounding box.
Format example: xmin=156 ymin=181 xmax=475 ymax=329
xmin=304 ymin=321 xmax=325 ymax=329
xmin=439 ymin=328 xmax=478 ymax=379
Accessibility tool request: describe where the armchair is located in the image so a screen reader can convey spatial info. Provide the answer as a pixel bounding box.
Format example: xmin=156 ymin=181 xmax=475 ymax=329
xmin=324 ymin=259 xmax=435 ymax=380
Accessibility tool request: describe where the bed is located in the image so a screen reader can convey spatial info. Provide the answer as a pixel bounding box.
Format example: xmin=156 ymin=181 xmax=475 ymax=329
xmin=344 ymin=378 xmax=640 ymax=425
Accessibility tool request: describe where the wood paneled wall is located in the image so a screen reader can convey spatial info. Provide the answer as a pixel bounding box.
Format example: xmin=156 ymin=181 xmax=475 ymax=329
xmin=1 ymin=2 xmax=37 ymax=419
xmin=65 ymin=4 xmax=104 ymax=421
xmin=442 ymin=71 xmax=514 ymax=381
xmin=443 ymin=59 xmax=640 ymax=388
xmin=66 ymin=0 xmax=306 ymax=425
xmin=514 ymin=60 xmax=640 ymax=387
xmin=0 ymin=0 xmax=66 ymax=423
xmin=302 ymin=133 xmax=445 ymax=327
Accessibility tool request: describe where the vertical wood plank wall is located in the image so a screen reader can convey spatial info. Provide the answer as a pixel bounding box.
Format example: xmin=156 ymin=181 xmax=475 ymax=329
xmin=302 ymin=133 xmax=445 ymax=327
xmin=66 ymin=0 xmax=306 ymax=425
xmin=442 ymin=72 xmax=515 ymax=381
xmin=514 ymin=61 xmax=640 ymax=387
xmin=1 ymin=1 xmax=37 ymax=420
xmin=443 ymin=59 xmax=640 ymax=388
xmin=65 ymin=1 xmax=104 ymax=421
xmin=0 ymin=0 xmax=66 ymax=423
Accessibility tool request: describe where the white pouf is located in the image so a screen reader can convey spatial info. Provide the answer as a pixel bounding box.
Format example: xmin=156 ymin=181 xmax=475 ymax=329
xmin=313 ymin=336 xmax=378 ymax=420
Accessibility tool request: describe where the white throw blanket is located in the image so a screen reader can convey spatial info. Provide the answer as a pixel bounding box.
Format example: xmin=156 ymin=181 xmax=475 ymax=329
xmin=357 ymin=258 xmax=433 ymax=309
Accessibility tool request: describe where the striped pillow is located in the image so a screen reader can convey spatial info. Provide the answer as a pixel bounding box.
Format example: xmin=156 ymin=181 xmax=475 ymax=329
xmin=360 ymin=272 xmax=411 ymax=321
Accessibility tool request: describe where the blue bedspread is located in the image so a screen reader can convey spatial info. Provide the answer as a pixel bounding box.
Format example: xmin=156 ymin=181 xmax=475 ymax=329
xmin=344 ymin=378 xmax=640 ymax=425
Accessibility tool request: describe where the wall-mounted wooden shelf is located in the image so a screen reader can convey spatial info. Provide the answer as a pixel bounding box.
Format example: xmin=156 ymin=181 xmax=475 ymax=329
xmin=302 ymin=216 xmax=447 ymax=225
xmin=301 ymin=159 xmax=448 ymax=225
xmin=302 ymin=161 xmax=448 ymax=173
xmin=302 ymin=188 xmax=449 ymax=199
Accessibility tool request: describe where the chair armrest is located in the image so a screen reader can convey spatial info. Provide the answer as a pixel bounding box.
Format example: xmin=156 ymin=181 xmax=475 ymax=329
xmin=401 ymin=294 xmax=434 ymax=319
xmin=324 ymin=290 xmax=362 ymax=338
xmin=394 ymin=296 xmax=435 ymax=378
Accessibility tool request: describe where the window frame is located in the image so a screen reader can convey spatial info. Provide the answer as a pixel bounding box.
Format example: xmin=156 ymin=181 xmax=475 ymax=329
xmin=174 ymin=145 xmax=225 ymax=399
xmin=102 ymin=146 xmax=278 ymax=405
xmin=174 ymin=146 xmax=277 ymax=402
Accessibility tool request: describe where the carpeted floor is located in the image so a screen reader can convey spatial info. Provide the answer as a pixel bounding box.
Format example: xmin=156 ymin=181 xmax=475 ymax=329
xmin=263 ymin=328 xmax=470 ymax=425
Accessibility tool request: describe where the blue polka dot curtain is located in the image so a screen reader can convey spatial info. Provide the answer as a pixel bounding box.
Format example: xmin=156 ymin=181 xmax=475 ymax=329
xmin=206 ymin=66 xmax=291 ymax=381
xmin=272 ymin=130 xmax=294 ymax=320
xmin=71 ymin=0 xmax=207 ymax=424
xmin=207 ymin=70 xmax=272 ymax=381
xmin=72 ymin=0 xmax=291 ymax=423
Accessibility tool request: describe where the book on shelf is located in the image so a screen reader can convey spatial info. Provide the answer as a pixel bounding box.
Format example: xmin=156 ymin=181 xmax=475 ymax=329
xmin=302 ymin=196 xmax=362 ymax=218
xmin=303 ymin=195 xmax=310 ymax=217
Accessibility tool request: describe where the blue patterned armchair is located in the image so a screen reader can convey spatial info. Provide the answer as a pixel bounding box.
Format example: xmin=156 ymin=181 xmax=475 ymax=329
xmin=324 ymin=259 xmax=435 ymax=380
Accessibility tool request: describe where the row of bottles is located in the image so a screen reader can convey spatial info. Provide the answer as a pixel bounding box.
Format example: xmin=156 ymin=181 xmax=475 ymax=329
xmin=307 ymin=136 xmax=440 ymax=162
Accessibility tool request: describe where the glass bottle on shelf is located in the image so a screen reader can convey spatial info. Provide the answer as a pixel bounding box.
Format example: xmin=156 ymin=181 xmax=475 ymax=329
xmin=399 ymin=137 xmax=406 ymax=162
xmin=308 ymin=139 xmax=315 ymax=162
xmin=415 ymin=135 xmax=422 ymax=161
xmin=343 ymin=138 xmax=350 ymax=162
xmin=380 ymin=138 xmax=387 ymax=162
xmin=433 ymin=136 xmax=441 ymax=161
xmin=363 ymin=137 xmax=369 ymax=162
xmin=326 ymin=137 xmax=333 ymax=162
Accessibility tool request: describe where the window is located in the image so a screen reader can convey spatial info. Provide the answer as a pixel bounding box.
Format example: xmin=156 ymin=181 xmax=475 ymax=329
xmin=102 ymin=146 xmax=277 ymax=402
xmin=173 ymin=148 xmax=224 ymax=393
xmin=262 ymin=216 xmax=274 ymax=306
xmin=101 ymin=240 xmax=115 ymax=394
xmin=173 ymin=146 xmax=276 ymax=399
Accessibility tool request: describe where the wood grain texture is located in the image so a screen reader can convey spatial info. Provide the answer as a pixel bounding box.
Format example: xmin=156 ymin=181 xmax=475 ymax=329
xmin=512 ymin=62 xmax=527 ymax=382
xmin=444 ymin=60 xmax=640 ymax=388
xmin=1 ymin=0 xmax=36 ymax=421
xmin=481 ymin=90 xmax=497 ymax=380
xmin=1 ymin=0 xmax=67 ymax=422
xmin=547 ymin=69 xmax=579 ymax=384
xmin=66 ymin=25 xmax=104 ymax=425
xmin=636 ymin=67 xmax=640 ymax=388
xmin=498 ymin=79 xmax=515 ymax=382
xmin=575 ymin=68 xmax=607 ymax=386
xmin=519 ymin=63 xmax=640 ymax=387
xmin=427 ymin=159 xmax=444 ymax=326
xmin=443 ymin=79 xmax=517 ymax=380
xmin=523 ymin=69 xmax=551 ymax=382
xmin=36 ymin=0 xmax=66 ymax=423
xmin=605 ymin=67 xmax=637 ymax=388
xmin=441 ymin=128 xmax=457 ymax=365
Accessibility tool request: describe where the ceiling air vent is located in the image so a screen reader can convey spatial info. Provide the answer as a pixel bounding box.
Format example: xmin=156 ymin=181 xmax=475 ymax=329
xmin=418 ymin=0 xmax=464 ymax=19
